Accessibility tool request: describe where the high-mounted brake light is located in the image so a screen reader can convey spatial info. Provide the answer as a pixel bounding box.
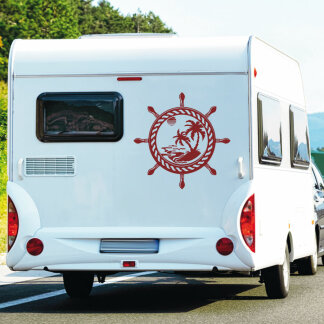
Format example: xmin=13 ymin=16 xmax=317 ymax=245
xmin=240 ymin=194 xmax=255 ymax=252
xmin=117 ymin=77 xmax=142 ymax=81
xmin=8 ymin=196 xmax=19 ymax=252
xmin=27 ymin=238 xmax=44 ymax=256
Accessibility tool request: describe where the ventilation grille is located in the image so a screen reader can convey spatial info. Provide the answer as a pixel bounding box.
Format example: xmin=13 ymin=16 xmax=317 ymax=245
xmin=25 ymin=156 xmax=75 ymax=176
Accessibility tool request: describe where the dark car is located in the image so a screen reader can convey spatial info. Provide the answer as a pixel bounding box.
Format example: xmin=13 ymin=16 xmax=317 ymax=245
xmin=311 ymin=162 xmax=324 ymax=264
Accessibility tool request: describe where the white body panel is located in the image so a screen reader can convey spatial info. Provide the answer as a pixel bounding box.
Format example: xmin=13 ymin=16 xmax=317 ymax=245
xmin=6 ymin=36 xmax=315 ymax=272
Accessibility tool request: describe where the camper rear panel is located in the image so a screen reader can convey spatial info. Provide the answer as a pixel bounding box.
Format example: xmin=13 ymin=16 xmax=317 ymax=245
xmin=12 ymin=75 xmax=249 ymax=229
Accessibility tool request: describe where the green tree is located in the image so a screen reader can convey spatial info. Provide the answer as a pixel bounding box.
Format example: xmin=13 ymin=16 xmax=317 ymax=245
xmin=0 ymin=36 xmax=7 ymax=82
xmin=0 ymin=0 xmax=80 ymax=80
xmin=0 ymin=81 xmax=7 ymax=141
xmin=131 ymin=10 xmax=173 ymax=33
xmin=77 ymin=0 xmax=95 ymax=35
xmin=0 ymin=0 xmax=173 ymax=80
xmin=89 ymin=0 xmax=133 ymax=34
xmin=25 ymin=0 xmax=80 ymax=39
xmin=78 ymin=1 xmax=173 ymax=35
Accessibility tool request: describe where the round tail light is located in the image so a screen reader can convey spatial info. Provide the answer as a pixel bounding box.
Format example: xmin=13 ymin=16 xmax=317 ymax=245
xmin=216 ymin=238 xmax=234 ymax=256
xmin=27 ymin=238 xmax=44 ymax=256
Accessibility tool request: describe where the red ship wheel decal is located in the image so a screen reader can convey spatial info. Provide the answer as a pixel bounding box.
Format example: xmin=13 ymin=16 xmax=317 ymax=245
xmin=134 ymin=93 xmax=230 ymax=189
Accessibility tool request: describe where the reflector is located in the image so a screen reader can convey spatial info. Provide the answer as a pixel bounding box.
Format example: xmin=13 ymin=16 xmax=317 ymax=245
xmin=27 ymin=238 xmax=44 ymax=256
xmin=216 ymin=238 xmax=234 ymax=256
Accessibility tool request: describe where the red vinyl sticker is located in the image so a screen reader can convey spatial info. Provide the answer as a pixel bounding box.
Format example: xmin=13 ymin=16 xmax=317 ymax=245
xmin=134 ymin=93 xmax=230 ymax=189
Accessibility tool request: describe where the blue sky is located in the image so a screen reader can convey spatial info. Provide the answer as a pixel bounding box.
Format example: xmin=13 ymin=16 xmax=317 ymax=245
xmin=101 ymin=0 xmax=324 ymax=113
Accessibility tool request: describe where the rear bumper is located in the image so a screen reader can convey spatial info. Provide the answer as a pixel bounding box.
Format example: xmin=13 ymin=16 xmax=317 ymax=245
xmin=8 ymin=227 xmax=254 ymax=272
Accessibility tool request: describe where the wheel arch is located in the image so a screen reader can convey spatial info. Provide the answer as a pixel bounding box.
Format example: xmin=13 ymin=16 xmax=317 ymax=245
xmin=315 ymin=225 xmax=320 ymax=253
xmin=287 ymin=232 xmax=294 ymax=262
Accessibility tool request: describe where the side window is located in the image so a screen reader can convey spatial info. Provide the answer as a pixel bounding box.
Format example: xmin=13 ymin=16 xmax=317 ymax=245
xmin=257 ymin=93 xmax=282 ymax=165
xmin=36 ymin=92 xmax=123 ymax=142
xmin=289 ymin=106 xmax=310 ymax=169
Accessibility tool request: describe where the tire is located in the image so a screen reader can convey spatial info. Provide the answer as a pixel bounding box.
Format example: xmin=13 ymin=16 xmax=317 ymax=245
xmin=297 ymin=249 xmax=318 ymax=275
xmin=322 ymin=255 xmax=324 ymax=266
xmin=262 ymin=245 xmax=290 ymax=299
xmin=63 ymin=272 xmax=94 ymax=298
xmin=296 ymin=232 xmax=318 ymax=275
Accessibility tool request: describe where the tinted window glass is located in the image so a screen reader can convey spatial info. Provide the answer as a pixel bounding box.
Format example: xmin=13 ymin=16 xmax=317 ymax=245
xmin=257 ymin=94 xmax=282 ymax=165
xmin=36 ymin=92 xmax=123 ymax=142
xmin=290 ymin=106 xmax=310 ymax=168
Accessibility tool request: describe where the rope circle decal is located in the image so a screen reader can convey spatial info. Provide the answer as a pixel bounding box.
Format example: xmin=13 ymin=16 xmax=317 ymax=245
xmin=134 ymin=92 xmax=231 ymax=189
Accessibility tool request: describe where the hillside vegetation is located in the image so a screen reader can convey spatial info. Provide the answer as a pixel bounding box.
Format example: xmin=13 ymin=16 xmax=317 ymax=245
xmin=0 ymin=82 xmax=7 ymax=253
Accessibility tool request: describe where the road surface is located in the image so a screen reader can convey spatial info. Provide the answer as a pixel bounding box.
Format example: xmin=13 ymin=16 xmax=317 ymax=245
xmin=0 ymin=261 xmax=324 ymax=323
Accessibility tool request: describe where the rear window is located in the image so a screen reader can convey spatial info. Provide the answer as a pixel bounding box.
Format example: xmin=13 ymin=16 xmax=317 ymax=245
xmin=36 ymin=92 xmax=123 ymax=142
xmin=290 ymin=106 xmax=310 ymax=169
xmin=257 ymin=93 xmax=282 ymax=165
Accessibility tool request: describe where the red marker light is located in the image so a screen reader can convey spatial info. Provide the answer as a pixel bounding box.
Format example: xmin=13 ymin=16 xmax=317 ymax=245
xmin=254 ymin=68 xmax=257 ymax=78
xmin=117 ymin=77 xmax=142 ymax=81
xmin=123 ymin=261 xmax=136 ymax=267
xmin=216 ymin=238 xmax=234 ymax=256
xmin=27 ymin=238 xmax=44 ymax=256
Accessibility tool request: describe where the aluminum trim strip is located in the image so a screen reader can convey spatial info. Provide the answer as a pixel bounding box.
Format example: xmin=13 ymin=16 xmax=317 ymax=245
xmin=14 ymin=71 xmax=248 ymax=78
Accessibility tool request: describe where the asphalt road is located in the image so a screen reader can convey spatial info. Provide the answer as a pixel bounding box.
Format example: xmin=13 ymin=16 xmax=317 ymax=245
xmin=1 ymin=261 xmax=324 ymax=324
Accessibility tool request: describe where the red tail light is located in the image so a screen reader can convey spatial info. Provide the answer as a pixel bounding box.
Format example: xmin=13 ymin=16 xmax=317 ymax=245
xmin=240 ymin=194 xmax=255 ymax=252
xmin=123 ymin=261 xmax=136 ymax=267
xmin=8 ymin=196 xmax=19 ymax=252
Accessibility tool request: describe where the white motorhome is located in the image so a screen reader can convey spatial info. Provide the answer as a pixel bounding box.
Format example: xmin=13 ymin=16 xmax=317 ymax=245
xmin=6 ymin=35 xmax=316 ymax=298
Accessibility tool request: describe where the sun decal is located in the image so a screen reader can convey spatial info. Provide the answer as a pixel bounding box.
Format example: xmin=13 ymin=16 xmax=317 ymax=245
xmin=134 ymin=93 xmax=230 ymax=189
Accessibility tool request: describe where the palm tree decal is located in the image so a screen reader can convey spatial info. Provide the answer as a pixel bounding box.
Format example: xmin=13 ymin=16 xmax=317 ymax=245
xmin=185 ymin=120 xmax=206 ymax=151
xmin=173 ymin=129 xmax=193 ymax=151
xmin=167 ymin=121 xmax=208 ymax=163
